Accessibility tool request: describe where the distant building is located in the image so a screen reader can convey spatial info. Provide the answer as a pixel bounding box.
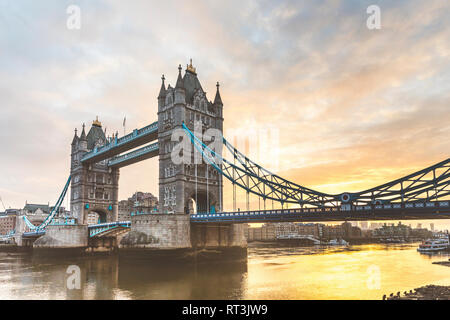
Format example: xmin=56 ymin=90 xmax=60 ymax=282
xmin=22 ymin=203 xmax=50 ymax=215
xmin=369 ymin=222 xmax=383 ymax=230
xmin=372 ymin=222 xmax=411 ymax=238
xmin=21 ymin=202 xmax=56 ymax=228
xmin=244 ymin=222 xmax=361 ymax=241
xmin=430 ymin=223 xmax=435 ymax=232
xmin=246 ymin=224 xmax=276 ymax=241
xmin=322 ymin=222 xmax=362 ymax=240
xmin=5 ymin=209 xmax=21 ymax=216
xmin=118 ymin=191 xmax=159 ymax=221
xmin=0 ymin=215 xmax=16 ymax=235
xmin=410 ymin=227 xmax=433 ymax=239
xmin=359 ymin=221 xmax=368 ymax=230
xmin=86 ymin=212 xmax=100 ymax=225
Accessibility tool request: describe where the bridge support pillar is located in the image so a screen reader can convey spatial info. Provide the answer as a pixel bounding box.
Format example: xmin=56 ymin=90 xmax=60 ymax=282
xmin=33 ymin=225 xmax=88 ymax=249
xmin=119 ymin=214 xmax=247 ymax=261
xmin=190 ymin=223 xmax=247 ymax=249
xmin=120 ymin=214 xmax=191 ymax=249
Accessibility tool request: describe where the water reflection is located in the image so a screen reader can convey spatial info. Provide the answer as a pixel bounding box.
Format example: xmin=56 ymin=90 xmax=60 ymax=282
xmin=118 ymin=258 xmax=247 ymax=299
xmin=0 ymin=252 xmax=248 ymax=300
xmin=1 ymin=243 xmax=450 ymax=299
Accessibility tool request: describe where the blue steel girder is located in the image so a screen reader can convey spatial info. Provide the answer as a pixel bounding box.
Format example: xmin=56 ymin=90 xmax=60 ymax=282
xmin=22 ymin=175 xmax=72 ymax=232
xmin=108 ymin=142 xmax=159 ymax=168
xmin=182 ymin=122 xmax=450 ymax=208
xmin=88 ymin=221 xmax=131 ymax=238
xmin=190 ymin=200 xmax=450 ymax=223
xmin=183 ymin=122 xmax=336 ymax=207
xmin=81 ymin=121 xmax=158 ymax=164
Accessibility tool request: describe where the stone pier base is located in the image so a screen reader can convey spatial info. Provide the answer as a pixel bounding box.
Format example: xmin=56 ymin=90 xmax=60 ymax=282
xmin=190 ymin=223 xmax=247 ymax=249
xmin=120 ymin=214 xmax=191 ymax=250
xmin=33 ymin=225 xmax=88 ymax=249
xmin=119 ymin=214 xmax=247 ymax=263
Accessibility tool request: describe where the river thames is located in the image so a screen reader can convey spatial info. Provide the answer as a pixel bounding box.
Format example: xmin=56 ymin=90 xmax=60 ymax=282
xmin=1 ymin=243 xmax=450 ymax=300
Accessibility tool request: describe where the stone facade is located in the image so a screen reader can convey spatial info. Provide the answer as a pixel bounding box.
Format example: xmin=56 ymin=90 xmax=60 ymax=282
xmin=118 ymin=192 xmax=158 ymax=221
xmin=33 ymin=225 xmax=88 ymax=248
xmin=70 ymin=119 xmax=120 ymax=225
xmin=0 ymin=215 xmax=16 ymax=235
xmin=61 ymin=61 xmax=246 ymax=255
xmin=157 ymin=62 xmax=224 ymax=215
xmin=191 ymin=223 xmax=247 ymax=248
xmin=120 ymin=214 xmax=191 ymax=249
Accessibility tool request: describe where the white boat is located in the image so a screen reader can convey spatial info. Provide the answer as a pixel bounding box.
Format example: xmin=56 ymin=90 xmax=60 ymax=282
xmin=327 ymin=239 xmax=349 ymax=246
xmin=417 ymin=239 xmax=449 ymax=252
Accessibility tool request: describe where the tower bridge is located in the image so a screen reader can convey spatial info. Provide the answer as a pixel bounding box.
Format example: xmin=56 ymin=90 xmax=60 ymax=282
xmin=9 ymin=61 xmax=450 ymax=255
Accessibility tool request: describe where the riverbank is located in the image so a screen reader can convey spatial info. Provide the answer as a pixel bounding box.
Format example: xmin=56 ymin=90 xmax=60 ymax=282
xmin=385 ymin=285 xmax=450 ymax=300
xmin=248 ymin=238 xmax=423 ymax=246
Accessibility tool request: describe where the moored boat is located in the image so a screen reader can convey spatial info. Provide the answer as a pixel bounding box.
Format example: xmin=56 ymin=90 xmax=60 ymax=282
xmin=417 ymin=239 xmax=449 ymax=252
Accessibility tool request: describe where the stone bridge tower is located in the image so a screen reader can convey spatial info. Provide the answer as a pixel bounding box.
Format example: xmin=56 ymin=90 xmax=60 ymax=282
xmin=70 ymin=118 xmax=120 ymax=225
xmin=157 ymin=61 xmax=224 ymax=215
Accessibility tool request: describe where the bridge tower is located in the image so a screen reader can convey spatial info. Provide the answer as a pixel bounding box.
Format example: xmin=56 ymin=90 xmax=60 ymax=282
xmin=157 ymin=61 xmax=224 ymax=215
xmin=70 ymin=119 xmax=120 ymax=225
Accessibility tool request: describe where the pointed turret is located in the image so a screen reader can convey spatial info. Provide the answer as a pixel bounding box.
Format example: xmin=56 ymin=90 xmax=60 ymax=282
xmin=158 ymin=75 xmax=167 ymax=110
xmin=71 ymin=128 xmax=79 ymax=146
xmin=175 ymin=64 xmax=184 ymax=89
xmin=174 ymin=64 xmax=186 ymax=106
xmin=158 ymin=75 xmax=166 ymax=98
xmin=80 ymin=123 xmax=87 ymax=141
xmin=78 ymin=123 xmax=88 ymax=151
xmin=214 ymin=82 xmax=223 ymax=106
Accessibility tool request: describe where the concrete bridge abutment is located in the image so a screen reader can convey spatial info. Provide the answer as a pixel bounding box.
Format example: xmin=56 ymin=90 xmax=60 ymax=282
xmin=33 ymin=225 xmax=88 ymax=249
xmin=119 ymin=213 xmax=247 ymax=261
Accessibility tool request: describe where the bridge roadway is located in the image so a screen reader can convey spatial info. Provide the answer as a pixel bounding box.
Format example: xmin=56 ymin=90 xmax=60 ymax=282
xmin=19 ymin=201 xmax=450 ymax=239
xmin=190 ymin=200 xmax=450 ymax=223
xmin=22 ymin=221 xmax=131 ymax=239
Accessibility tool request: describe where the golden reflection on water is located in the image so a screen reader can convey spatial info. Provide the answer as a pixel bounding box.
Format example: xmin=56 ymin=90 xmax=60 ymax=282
xmin=246 ymin=243 xmax=450 ymax=299
xmin=1 ymin=243 xmax=450 ymax=300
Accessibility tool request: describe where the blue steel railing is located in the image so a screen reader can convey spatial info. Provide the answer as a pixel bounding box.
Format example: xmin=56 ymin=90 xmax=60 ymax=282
xmin=88 ymin=221 xmax=131 ymax=237
xmin=82 ymin=121 xmax=158 ymax=162
xmin=23 ymin=230 xmax=46 ymax=237
xmin=0 ymin=230 xmax=15 ymax=240
xmin=22 ymin=175 xmax=72 ymax=232
xmin=191 ymin=200 xmax=450 ymax=222
xmin=108 ymin=142 xmax=159 ymax=167
xmin=49 ymin=218 xmax=77 ymax=226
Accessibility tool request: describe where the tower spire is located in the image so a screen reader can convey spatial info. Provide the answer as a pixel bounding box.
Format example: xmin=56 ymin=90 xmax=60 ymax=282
xmin=71 ymin=128 xmax=79 ymax=145
xmin=80 ymin=123 xmax=87 ymax=141
xmin=175 ymin=64 xmax=184 ymax=89
xmin=214 ymin=81 xmax=223 ymax=105
xmin=158 ymin=74 xmax=166 ymax=98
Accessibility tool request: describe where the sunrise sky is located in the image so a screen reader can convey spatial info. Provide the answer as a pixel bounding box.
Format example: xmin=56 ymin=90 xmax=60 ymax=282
xmin=0 ymin=0 xmax=449 ymax=227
